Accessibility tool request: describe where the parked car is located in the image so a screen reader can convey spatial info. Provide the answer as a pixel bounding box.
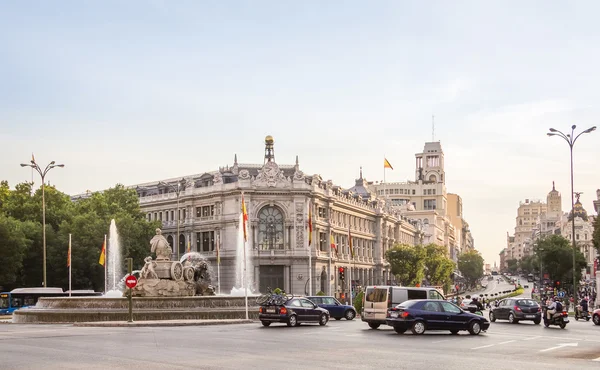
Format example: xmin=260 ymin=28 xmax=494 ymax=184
xmin=306 ymin=296 xmax=356 ymax=320
xmin=259 ymin=296 xmax=330 ymax=327
xmin=489 ymin=298 xmax=541 ymax=324
xmin=362 ymin=285 xmax=445 ymax=329
xmin=386 ymin=299 xmax=489 ymax=335
xmin=593 ymin=308 xmax=600 ymax=326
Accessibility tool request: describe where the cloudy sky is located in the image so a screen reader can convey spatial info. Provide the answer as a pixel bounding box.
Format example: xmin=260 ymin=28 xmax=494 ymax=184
xmin=1 ymin=1 xmax=599 ymax=266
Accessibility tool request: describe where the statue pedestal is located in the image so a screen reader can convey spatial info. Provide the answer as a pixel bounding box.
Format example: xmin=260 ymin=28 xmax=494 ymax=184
xmin=131 ymin=278 xmax=195 ymax=297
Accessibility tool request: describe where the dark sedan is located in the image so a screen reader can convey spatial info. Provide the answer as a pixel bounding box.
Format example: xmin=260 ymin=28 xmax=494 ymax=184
xmin=489 ymin=298 xmax=541 ymax=324
xmin=385 ymin=299 xmax=489 ymax=335
xmin=307 ymin=296 xmax=356 ymax=320
xmin=259 ymin=297 xmax=330 ymax=327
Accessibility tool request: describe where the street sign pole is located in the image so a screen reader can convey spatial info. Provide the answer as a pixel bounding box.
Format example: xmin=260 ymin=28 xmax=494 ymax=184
xmin=126 ymin=258 xmax=133 ymax=323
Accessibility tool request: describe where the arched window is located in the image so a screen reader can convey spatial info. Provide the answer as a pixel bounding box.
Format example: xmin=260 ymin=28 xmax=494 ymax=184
xmin=167 ymin=235 xmax=174 ymax=248
xmin=429 ymin=174 xmax=437 ymax=182
xmin=320 ymin=269 xmax=327 ymax=293
xmin=179 ymin=234 xmax=186 ymax=255
xmin=258 ymin=206 xmax=285 ymax=250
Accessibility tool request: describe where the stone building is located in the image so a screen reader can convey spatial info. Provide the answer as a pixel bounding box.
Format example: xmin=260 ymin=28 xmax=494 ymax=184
xmin=132 ymin=136 xmax=420 ymax=296
xmin=561 ymin=197 xmax=597 ymax=275
xmin=371 ymin=142 xmax=472 ymax=261
xmin=594 ymin=189 xmax=600 ymax=214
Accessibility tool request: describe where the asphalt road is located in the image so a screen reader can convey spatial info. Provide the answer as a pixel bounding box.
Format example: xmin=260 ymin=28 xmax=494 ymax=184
xmin=2 ymin=313 xmax=600 ymax=370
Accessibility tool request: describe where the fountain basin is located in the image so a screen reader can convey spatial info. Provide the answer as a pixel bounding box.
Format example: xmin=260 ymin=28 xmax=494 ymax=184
xmin=13 ymin=296 xmax=260 ymax=323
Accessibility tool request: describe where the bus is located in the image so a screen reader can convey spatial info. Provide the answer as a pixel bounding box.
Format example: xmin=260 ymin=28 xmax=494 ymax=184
xmin=0 ymin=288 xmax=102 ymax=315
xmin=527 ymin=274 xmax=535 ymax=282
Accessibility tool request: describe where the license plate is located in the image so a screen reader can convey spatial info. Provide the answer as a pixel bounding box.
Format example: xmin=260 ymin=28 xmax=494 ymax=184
xmin=525 ymin=315 xmax=535 ymax=318
xmin=390 ymin=312 xmax=398 ymax=318
xmin=266 ymin=308 xmax=276 ymax=313
xmin=364 ymin=312 xmax=373 ymax=317
xmin=563 ymin=318 xmax=569 ymax=323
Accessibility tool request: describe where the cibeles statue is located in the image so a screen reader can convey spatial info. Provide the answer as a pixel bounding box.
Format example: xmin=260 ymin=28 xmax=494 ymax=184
xmin=150 ymin=228 xmax=172 ymax=260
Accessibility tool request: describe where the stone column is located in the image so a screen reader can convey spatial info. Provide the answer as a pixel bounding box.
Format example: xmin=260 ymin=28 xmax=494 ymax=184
xmin=284 ymin=265 xmax=290 ymax=294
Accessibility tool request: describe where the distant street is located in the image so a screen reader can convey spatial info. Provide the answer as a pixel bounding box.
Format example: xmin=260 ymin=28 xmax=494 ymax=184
xmin=2 ymin=313 xmax=600 ymax=369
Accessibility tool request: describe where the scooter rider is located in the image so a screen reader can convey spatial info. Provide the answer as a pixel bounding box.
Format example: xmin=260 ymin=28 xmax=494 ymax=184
xmin=471 ymin=297 xmax=484 ymax=311
xmin=546 ymin=297 xmax=559 ymax=320
xmin=579 ymin=297 xmax=589 ymax=316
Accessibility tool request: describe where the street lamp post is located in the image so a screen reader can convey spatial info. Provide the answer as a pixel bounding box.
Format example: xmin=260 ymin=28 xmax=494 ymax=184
xmin=159 ymin=180 xmax=185 ymax=260
xmin=547 ymin=125 xmax=596 ymax=298
xmin=20 ymin=156 xmax=64 ymax=288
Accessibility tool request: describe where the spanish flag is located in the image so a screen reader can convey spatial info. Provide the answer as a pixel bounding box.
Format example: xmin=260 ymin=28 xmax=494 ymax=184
xmin=241 ymin=193 xmax=248 ymax=242
xmin=384 ymin=158 xmax=393 ymax=170
xmin=330 ymin=234 xmax=338 ymax=257
xmin=67 ymin=243 xmax=71 ymax=267
xmin=99 ymin=240 xmax=106 ymax=266
xmin=307 ymin=204 xmax=313 ymax=246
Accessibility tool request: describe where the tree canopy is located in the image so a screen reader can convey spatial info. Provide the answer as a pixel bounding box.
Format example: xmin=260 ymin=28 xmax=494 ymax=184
xmin=457 ymin=250 xmax=484 ymax=288
xmin=593 ymin=215 xmax=600 ymax=256
xmin=0 ymin=182 xmax=159 ymax=292
xmin=535 ymin=234 xmax=587 ymax=286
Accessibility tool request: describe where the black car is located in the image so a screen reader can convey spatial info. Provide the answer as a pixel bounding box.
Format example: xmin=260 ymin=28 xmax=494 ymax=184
xmin=385 ymin=299 xmax=490 ymax=335
xmin=306 ymin=296 xmax=356 ymax=320
xmin=259 ymin=297 xmax=330 ymax=327
xmin=489 ymin=298 xmax=541 ymax=324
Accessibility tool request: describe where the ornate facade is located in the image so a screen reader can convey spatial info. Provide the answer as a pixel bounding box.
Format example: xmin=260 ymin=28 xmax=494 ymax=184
xmin=133 ymin=136 xmax=419 ymax=296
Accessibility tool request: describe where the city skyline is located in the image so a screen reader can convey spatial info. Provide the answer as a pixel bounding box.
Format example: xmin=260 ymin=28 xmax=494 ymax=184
xmin=1 ymin=1 xmax=600 ymax=267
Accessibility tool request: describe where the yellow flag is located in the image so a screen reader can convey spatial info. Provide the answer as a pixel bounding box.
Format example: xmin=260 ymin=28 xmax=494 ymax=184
xmin=384 ymin=158 xmax=393 ymax=170
xmin=99 ymin=241 xmax=106 ymax=266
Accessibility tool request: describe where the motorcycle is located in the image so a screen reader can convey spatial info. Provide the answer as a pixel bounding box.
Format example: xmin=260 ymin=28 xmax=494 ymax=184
xmin=574 ymin=305 xmax=591 ymax=321
xmin=542 ymin=306 xmax=569 ymax=329
xmin=466 ymin=306 xmax=484 ymax=316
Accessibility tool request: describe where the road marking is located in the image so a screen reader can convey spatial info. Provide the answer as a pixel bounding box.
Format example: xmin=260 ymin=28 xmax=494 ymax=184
xmin=523 ymin=336 xmax=541 ymax=341
xmin=431 ymin=339 xmax=451 ymax=344
xmin=471 ymin=344 xmax=494 ymax=350
xmin=539 ymin=343 xmax=578 ymax=352
xmin=497 ymin=340 xmax=516 ymax=345
xmin=592 ymin=357 xmax=600 ymax=362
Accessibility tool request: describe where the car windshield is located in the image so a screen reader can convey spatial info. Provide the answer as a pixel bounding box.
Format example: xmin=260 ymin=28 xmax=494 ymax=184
xmin=516 ymin=299 xmax=537 ymax=306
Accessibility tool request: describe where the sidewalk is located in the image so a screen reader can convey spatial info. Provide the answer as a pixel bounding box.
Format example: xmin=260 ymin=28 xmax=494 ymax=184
xmin=73 ymin=319 xmax=254 ymax=327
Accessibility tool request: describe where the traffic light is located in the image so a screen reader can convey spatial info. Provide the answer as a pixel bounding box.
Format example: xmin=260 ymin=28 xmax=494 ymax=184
xmin=338 ymin=267 xmax=345 ymax=281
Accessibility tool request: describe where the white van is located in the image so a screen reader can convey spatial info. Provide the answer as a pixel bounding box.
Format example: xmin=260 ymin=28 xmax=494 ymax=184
xmin=361 ymin=286 xmax=445 ymax=329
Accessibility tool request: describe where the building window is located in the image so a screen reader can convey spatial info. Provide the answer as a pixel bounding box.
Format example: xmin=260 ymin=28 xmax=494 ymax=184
xmin=433 ymin=189 xmax=436 ymax=195
xmin=196 ymin=231 xmax=215 ymax=252
xmin=258 ymin=206 xmax=285 ymax=250
xmin=171 ymin=210 xmax=174 ymax=221
xmin=424 ymin=199 xmax=436 ymax=210
xmin=412 ymin=189 xmax=416 ymax=195
xmin=318 ymin=207 xmax=327 ymax=218
xmin=319 ymin=232 xmax=327 ymax=252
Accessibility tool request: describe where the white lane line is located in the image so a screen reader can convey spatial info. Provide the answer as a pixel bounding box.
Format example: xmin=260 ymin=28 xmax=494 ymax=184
xmin=539 ymin=343 xmax=578 ymax=352
xmin=523 ymin=336 xmax=541 ymax=341
xmin=497 ymin=340 xmax=516 ymax=345
xmin=592 ymin=357 xmax=600 ymax=362
xmin=471 ymin=344 xmax=495 ymax=350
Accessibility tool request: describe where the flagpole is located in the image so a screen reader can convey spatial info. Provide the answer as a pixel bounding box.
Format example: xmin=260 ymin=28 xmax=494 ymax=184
xmin=104 ymin=234 xmax=107 ymax=294
xmin=242 ymin=192 xmax=248 ymax=320
xmin=383 ymin=155 xmax=387 ymax=203
xmin=217 ymin=232 xmax=221 ymax=295
xmin=68 ymin=233 xmax=72 ymax=297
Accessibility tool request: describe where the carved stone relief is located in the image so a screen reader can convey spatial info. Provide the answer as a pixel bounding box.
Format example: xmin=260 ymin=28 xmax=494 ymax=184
xmin=238 ymin=169 xmax=251 ymax=180
xmin=253 ymin=161 xmax=290 ymax=188
xmin=213 ymin=173 xmax=223 ymax=185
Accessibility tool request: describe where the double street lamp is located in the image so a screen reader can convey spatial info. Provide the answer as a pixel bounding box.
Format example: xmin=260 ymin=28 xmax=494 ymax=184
xmin=547 ymin=125 xmax=596 ymax=298
xmin=158 ymin=180 xmax=185 ymax=260
xmin=20 ymin=156 xmax=64 ymax=288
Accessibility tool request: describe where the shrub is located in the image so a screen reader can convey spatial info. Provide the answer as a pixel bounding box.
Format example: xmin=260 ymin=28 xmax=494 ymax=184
xmin=316 ymin=291 xmax=326 ymax=296
xmin=273 ymin=288 xmax=283 ymax=295
xmin=353 ymin=290 xmax=364 ymax=315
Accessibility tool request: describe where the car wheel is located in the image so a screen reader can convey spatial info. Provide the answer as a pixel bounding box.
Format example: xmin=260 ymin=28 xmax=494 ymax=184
xmin=261 ymin=321 xmax=271 ymax=327
xmin=508 ymin=313 xmax=518 ymax=324
xmin=450 ymin=330 xmax=459 ymax=335
xmin=287 ymin=315 xmax=298 ymax=327
xmin=489 ymin=312 xmax=496 ymax=322
xmin=394 ymin=326 xmax=406 ymax=334
xmin=345 ymin=310 xmax=356 ymax=320
xmin=411 ymin=321 xmax=426 ymax=335
xmin=468 ymin=321 xmax=482 ymax=335
xmin=368 ymin=323 xmax=380 ymax=329
xmin=593 ymin=315 xmax=600 ymax=326
xmin=319 ymin=314 xmax=329 ymax=326
xmin=533 ymin=319 xmax=541 ymax=325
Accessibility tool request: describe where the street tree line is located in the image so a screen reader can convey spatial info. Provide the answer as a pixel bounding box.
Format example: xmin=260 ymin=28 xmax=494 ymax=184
xmin=504 ymin=234 xmax=589 ymax=286
xmin=384 ymin=244 xmax=484 ymax=294
xmin=0 ymin=181 xmax=159 ymax=292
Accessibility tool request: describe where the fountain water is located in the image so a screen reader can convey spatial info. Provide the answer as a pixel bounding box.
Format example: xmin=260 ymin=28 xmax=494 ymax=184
xmin=232 ymin=212 xmax=255 ymax=295
xmin=105 ymin=219 xmax=122 ymax=297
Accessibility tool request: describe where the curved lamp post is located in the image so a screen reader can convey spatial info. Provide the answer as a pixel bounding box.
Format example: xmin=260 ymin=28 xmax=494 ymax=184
xmin=159 ymin=179 xmax=185 ymax=260
xmin=547 ymin=125 xmax=596 ymax=298
xmin=20 ymin=156 xmax=64 ymax=288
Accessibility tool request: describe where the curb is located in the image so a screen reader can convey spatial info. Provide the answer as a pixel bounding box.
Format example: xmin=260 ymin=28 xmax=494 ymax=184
xmin=73 ymin=319 xmax=255 ymax=327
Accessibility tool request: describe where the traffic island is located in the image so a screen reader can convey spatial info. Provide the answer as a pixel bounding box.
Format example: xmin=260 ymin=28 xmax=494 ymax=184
xmin=73 ymin=319 xmax=254 ymax=327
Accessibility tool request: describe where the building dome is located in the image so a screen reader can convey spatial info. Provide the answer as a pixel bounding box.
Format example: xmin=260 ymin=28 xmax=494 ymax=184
xmin=568 ymin=200 xmax=588 ymax=222
xmin=265 ymin=135 xmax=274 ymax=145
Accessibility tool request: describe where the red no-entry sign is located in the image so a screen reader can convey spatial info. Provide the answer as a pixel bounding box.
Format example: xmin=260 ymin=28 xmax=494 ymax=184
xmin=125 ymin=275 xmax=138 ymax=289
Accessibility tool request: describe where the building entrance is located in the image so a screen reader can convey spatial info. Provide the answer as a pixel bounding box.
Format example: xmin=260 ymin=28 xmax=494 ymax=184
xmin=259 ymin=265 xmax=285 ymax=293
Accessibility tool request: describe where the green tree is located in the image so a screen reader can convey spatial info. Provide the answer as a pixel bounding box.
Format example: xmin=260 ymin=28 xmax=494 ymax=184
xmin=423 ymin=243 xmax=455 ymax=288
xmin=593 ymin=215 xmax=600 ymax=256
xmin=0 ymin=181 xmax=9 ymax=211
xmin=519 ymin=255 xmax=537 ymax=275
xmin=386 ymin=244 xmax=426 ymax=286
xmin=0 ymin=215 xmax=29 ymax=289
xmin=506 ymin=258 xmax=519 ymax=274
xmin=458 ymin=251 xmax=484 ymax=288
xmin=535 ymin=234 xmax=587 ymax=286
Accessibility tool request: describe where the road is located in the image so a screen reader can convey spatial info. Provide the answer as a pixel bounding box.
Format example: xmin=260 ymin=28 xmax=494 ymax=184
xmin=1 ymin=315 xmax=600 ymax=369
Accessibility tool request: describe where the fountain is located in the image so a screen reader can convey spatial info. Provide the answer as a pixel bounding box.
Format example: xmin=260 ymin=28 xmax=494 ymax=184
xmin=12 ymin=228 xmax=258 ymax=323
xmin=104 ymin=219 xmax=123 ymax=298
xmin=231 ymin=212 xmax=255 ymax=296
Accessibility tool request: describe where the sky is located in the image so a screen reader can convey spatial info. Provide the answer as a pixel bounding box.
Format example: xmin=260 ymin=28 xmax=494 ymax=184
xmin=1 ymin=1 xmax=599 ymax=266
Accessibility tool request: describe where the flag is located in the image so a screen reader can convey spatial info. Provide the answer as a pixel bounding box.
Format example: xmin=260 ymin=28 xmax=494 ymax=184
xmin=216 ymin=234 xmax=220 ymax=264
xmin=187 ymin=238 xmax=191 ymax=254
xmin=307 ymin=204 xmax=313 ymax=246
xmin=349 ymin=226 xmax=355 ymax=259
xmin=241 ymin=193 xmax=248 ymax=242
xmin=330 ymin=234 xmax=338 ymax=257
xmin=99 ymin=240 xmax=106 ymax=266
xmin=67 ymin=243 xmax=71 ymax=267
xmin=384 ymin=158 xmax=393 ymax=170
